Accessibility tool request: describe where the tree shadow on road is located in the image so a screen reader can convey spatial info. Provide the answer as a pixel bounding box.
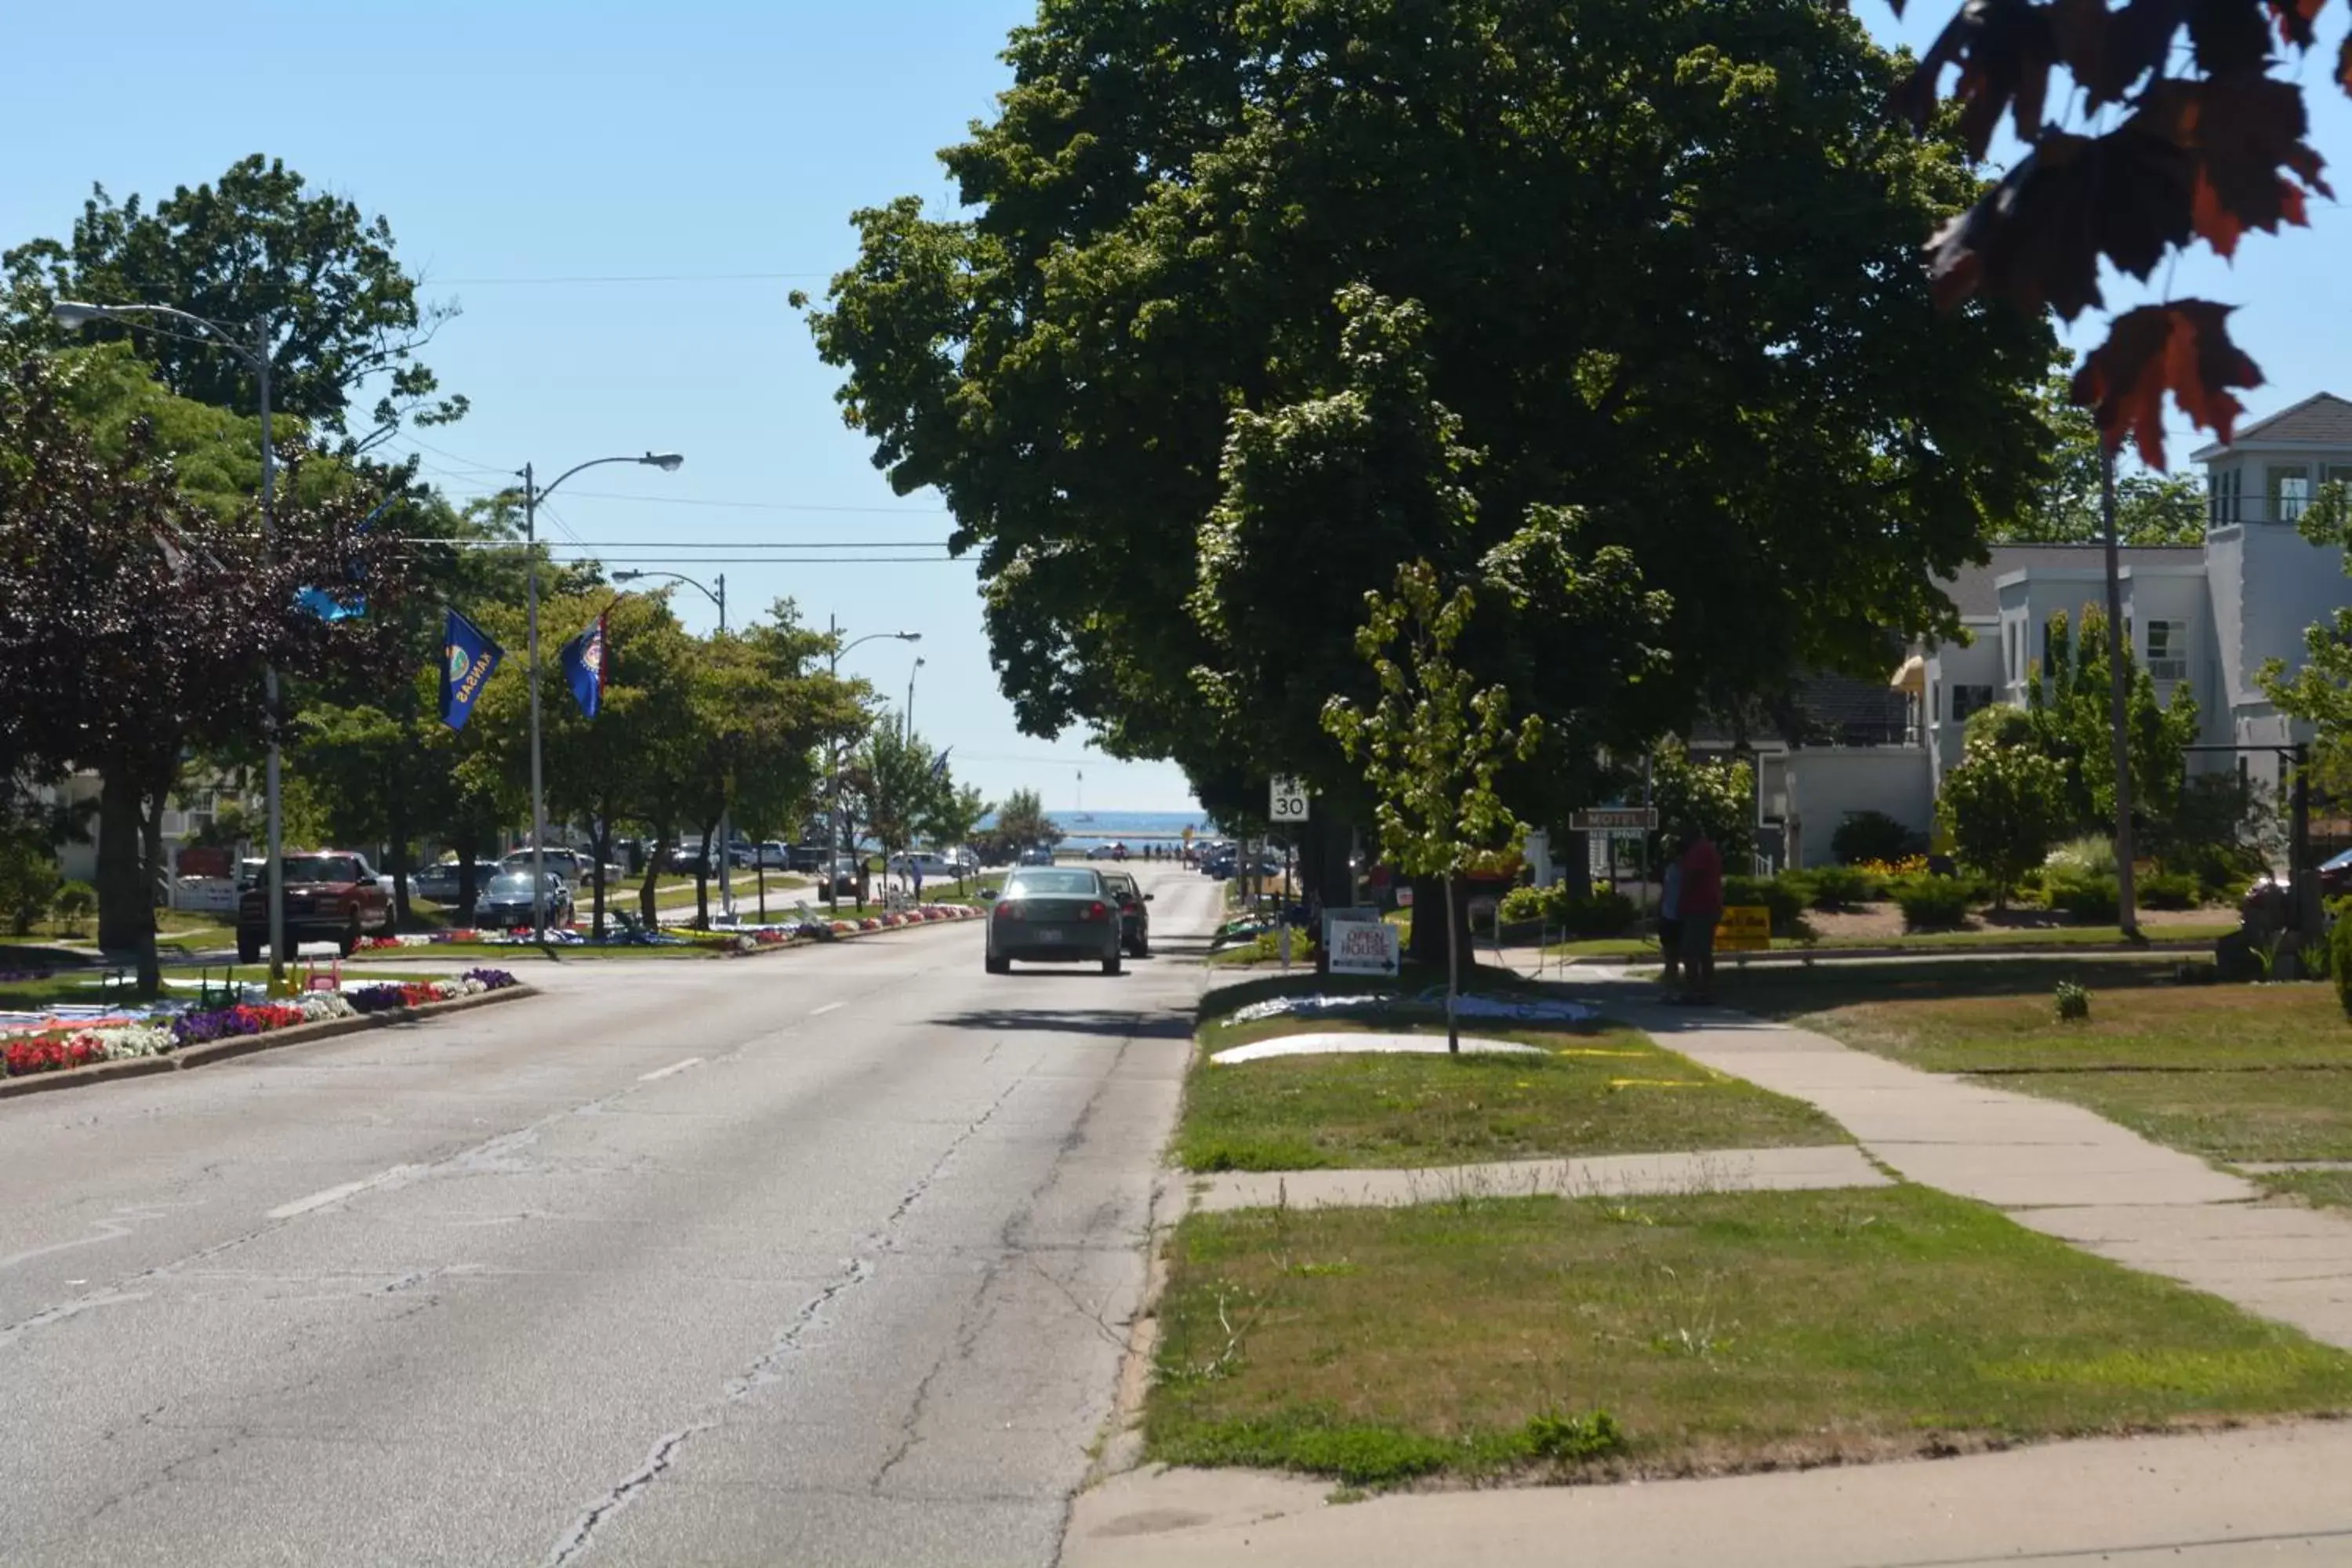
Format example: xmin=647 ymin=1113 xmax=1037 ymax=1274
xmin=931 ymin=1004 xmax=1194 ymax=1040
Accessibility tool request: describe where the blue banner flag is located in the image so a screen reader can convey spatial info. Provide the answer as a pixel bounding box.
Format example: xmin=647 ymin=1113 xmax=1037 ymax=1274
xmin=440 ymin=608 xmax=503 ymax=731
xmin=562 ymin=614 xmax=608 ymax=720
xmin=928 ymin=746 xmax=953 ymax=782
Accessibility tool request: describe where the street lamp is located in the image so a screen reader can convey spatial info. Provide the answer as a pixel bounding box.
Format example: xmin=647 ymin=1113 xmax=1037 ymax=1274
xmin=826 ymin=618 xmax=922 ymax=906
xmin=906 ymin=656 xmax=926 ymax=744
xmin=54 ymin=299 xmax=295 ymax=983
xmin=517 ymin=453 xmax=684 ymax=938
xmin=612 ymin=568 xmax=731 ymax=918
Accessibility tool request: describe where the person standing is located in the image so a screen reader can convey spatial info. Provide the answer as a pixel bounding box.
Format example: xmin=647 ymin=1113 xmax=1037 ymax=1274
xmin=1675 ymin=826 xmax=1724 ymax=1004
xmin=1657 ymin=834 xmax=1685 ymax=986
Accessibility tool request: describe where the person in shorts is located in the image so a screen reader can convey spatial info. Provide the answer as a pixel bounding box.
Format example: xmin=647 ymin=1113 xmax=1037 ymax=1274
xmin=1675 ymin=827 xmax=1723 ymax=1004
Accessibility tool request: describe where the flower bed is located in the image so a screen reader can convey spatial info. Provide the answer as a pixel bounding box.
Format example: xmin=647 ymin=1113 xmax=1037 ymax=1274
xmin=0 ymin=971 xmax=524 ymax=1080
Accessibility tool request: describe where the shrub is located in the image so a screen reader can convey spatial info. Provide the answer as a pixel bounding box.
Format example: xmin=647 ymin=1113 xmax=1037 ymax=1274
xmin=1896 ymin=876 xmax=1972 ymax=930
xmin=1556 ymin=888 xmax=1638 ymax=938
xmin=2045 ymin=874 xmax=2121 ymax=923
xmin=2139 ymin=872 xmax=2201 ymax=910
xmin=1723 ymin=874 xmax=1806 ymax=937
xmin=0 ymin=842 xmax=60 ymax=937
xmin=2045 ymin=835 xmax=2118 ymax=879
xmin=1802 ymin=865 xmax=1878 ymax=909
xmin=1831 ymin=811 xmax=1922 ymax=867
xmin=2054 ymin=979 xmax=2091 ymax=1022
xmin=1497 ymin=885 xmax=1548 ymax=925
xmin=49 ymin=880 xmax=96 ymax=935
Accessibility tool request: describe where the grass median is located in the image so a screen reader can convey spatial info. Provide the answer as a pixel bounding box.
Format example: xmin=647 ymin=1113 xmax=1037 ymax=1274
xmin=1759 ymin=960 xmax=2352 ymax=1207
xmin=1180 ymin=971 xmax=1843 ymax=1173
xmin=1145 ymin=1184 xmax=2352 ymax=1488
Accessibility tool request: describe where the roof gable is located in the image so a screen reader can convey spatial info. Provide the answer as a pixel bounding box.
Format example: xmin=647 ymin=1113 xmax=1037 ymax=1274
xmin=2192 ymin=392 xmax=2352 ymax=461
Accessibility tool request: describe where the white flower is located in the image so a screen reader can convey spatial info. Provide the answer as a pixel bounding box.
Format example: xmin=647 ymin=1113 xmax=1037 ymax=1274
xmin=92 ymin=1023 xmax=176 ymax=1058
xmin=299 ymin=993 xmax=358 ymax=1022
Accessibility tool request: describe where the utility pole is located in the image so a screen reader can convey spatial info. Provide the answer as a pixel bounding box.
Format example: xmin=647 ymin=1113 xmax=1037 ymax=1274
xmin=524 ymin=463 xmax=548 ymax=940
xmin=2100 ymin=448 xmax=2142 ymax=940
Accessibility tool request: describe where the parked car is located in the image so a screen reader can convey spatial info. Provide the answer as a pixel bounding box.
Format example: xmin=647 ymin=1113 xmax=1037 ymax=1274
xmin=238 ymin=851 xmax=394 ymax=962
xmin=891 ymin=849 xmax=971 ymax=882
xmin=787 ymin=844 xmax=830 ymax=873
xmin=984 ymin=866 xmax=1123 ymax=975
xmin=822 ymin=855 xmax=864 ymax=895
xmin=413 ymin=859 xmax=495 ymax=905
xmin=474 ymin=871 xmax=572 ymax=931
xmin=2321 ymin=849 xmax=2352 ymax=900
xmin=1099 ymin=869 xmax=1153 ymax=957
xmin=753 ymin=841 xmax=793 ymax=869
xmin=501 ymin=848 xmax=606 ymax=887
xmin=1019 ymin=845 xmax=1057 ymax=867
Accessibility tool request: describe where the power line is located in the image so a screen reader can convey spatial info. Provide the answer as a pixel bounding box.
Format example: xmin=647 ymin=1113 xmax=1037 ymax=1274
xmin=543 ymin=490 xmax=950 ymax=515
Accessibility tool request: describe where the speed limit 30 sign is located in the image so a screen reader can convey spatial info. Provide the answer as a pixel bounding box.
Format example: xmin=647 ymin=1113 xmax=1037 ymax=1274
xmin=1269 ymin=775 xmax=1310 ymax=822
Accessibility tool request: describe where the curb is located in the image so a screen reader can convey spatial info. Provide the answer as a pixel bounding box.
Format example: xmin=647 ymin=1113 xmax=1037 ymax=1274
xmin=0 ymin=983 xmax=539 ymax=1101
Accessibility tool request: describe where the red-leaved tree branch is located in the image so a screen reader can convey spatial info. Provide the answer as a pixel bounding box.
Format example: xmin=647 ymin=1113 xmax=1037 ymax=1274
xmin=1891 ymin=0 xmax=2339 ymax=464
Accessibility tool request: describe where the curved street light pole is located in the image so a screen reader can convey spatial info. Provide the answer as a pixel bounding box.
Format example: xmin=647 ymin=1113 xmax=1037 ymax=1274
xmin=519 ymin=453 xmax=683 ymax=938
xmin=611 ymin=568 xmax=731 ymax=916
xmin=826 ymin=618 xmax=923 ymax=908
xmin=53 ymin=301 xmax=291 ymax=984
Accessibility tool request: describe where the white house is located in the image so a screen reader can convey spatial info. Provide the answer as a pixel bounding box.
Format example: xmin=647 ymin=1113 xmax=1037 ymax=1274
xmin=1910 ymin=391 xmax=2352 ymax=815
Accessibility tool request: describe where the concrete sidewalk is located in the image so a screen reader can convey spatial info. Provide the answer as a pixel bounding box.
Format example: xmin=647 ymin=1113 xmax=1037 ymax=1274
xmin=1584 ymin=975 xmax=2352 ymax=1352
xmin=1189 ymin=1143 xmax=1886 ymax=1213
xmin=1065 ymin=1422 xmax=2352 ymax=1567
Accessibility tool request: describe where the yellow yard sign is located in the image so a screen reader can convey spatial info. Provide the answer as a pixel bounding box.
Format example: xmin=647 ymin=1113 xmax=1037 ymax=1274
xmin=1719 ymin=906 xmax=1773 ymax=952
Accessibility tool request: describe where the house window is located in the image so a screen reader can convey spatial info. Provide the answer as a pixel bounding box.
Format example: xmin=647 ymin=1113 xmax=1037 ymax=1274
xmin=2209 ymin=467 xmax=2241 ymax=526
xmin=2270 ymin=466 xmax=2312 ymax=522
xmin=2145 ymin=619 xmax=2188 ymax=684
xmin=1951 ymin=684 xmax=1996 ymax=724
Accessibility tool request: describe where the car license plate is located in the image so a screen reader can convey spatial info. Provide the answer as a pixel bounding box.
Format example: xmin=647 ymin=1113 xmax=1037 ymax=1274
xmin=1035 ymin=927 xmax=1064 ymax=944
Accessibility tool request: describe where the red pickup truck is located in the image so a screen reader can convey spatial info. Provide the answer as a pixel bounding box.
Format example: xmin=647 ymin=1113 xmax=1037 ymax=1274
xmin=237 ymin=851 xmax=394 ymax=962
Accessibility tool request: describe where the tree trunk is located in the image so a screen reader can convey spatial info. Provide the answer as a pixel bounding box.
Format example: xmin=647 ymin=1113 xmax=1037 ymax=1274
xmin=638 ymin=834 xmax=670 ymax=928
xmin=96 ymin=768 xmax=158 ymax=995
xmin=694 ymin=822 xmax=717 ymax=927
xmin=1443 ymin=871 xmax=1461 ymax=1055
xmin=590 ymin=815 xmax=614 ymax=941
xmin=387 ymin=764 xmax=412 ymax=929
xmin=757 ymin=857 xmax=768 ymax=921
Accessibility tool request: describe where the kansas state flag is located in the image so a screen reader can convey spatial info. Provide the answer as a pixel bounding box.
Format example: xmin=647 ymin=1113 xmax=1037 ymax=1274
xmin=440 ymin=608 xmax=503 ymax=731
xmin=562 ymin=614 xmax=608 ymax=720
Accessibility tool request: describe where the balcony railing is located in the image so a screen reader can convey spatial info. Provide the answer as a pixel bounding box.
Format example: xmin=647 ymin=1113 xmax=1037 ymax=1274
xmin=2148 ymin=657 xmax=2189 ymax=684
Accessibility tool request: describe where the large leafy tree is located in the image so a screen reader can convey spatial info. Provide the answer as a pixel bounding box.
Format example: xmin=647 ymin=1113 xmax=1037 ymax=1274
xmin=0 ymin=354 xmax=389 ymax=989
xmin=804 ymin=0 xmax=2053 ymax=837
xmin=5 ymin=154 xmax=463 ymax=448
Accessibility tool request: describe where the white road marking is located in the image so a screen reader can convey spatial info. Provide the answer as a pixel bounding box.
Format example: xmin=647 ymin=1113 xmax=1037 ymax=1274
xmin=266 ymin=1164 xmax=424 ymax=1221
xmin=637 ymin=1057 xmax=705 ymax=1083
xmin=809 ymin=1002 xmax=846 ymax=1017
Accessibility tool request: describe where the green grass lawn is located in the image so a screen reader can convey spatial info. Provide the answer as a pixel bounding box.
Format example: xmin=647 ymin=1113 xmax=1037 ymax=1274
xmin=1548 ymin=924 xmax=2234 ymax=960
xmin=1145 ymin=1185 xmax=2352 ymax=1487
xmin=1774 ymin=965 xmax=2352 ymax=1204
xmin=1181 ymin=972 xmax=1842 ymax=1172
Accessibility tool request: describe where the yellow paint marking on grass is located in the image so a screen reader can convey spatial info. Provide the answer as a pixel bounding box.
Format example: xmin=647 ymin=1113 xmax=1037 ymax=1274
xmin=1557 ymin=1048 xmax=1651 ymax=1058
xmin=1609 ymin=1078 xmax=1713 ymax=1089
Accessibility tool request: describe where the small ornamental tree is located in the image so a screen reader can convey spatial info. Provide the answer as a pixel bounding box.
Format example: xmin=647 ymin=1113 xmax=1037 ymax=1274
xmin=1939 ymin=736 xmax=2070 ymax=908
xmin=1325 ymin=561 xmax=1541 ymax=1054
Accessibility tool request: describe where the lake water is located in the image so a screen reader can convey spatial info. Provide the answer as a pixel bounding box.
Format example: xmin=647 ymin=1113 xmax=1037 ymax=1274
xmin=977 ymin=808 xmax=1212 ymax=850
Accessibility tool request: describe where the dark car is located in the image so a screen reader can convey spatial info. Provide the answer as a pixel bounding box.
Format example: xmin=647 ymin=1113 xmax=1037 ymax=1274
xmin=474 ymin=871 xmax=572 ymax=931
xmin=1099 ymin=869 xmax=1152 ymax=957
xmin=787 ymin=844 xmax=830 ymax=873
xmin=414 ymin=859 xmax=495 ymax=906
xmin=2321 ymin=850 xmax=2352 ymax=900
xmin=237 ymin=851 xmax=394 ymax=962
xmin=984 ymin=867 xmax=1123 ymax=975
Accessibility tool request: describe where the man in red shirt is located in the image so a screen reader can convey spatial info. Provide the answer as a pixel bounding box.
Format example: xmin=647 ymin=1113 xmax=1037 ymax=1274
xmin=1675 ymin=827 xmax=1723 ymax=1004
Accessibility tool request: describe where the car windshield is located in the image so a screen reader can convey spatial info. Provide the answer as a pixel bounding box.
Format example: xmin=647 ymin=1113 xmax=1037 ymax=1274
xmin=283 ymin=855 xmax=363 ymax=884
xmin=1005 ymin=870 xmax=1099 ymax=898
xmin=485 ymin=873 xmax=542 ymax=896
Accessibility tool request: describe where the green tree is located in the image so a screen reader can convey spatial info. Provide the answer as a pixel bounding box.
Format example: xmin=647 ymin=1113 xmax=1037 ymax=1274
xmin=2027 ymin=606 xmax=2198 ymax=840
xmin=1325 ymin=561 xmax=1541 ymax=1053
xmin=982 ymin=788 xmax=1062 ymax=866
xmin=1646 ymin=742 xmax=1758 ymax=867
xmin=0 ymin=352 xmax=386 ymax=990
xmin=803 ymin=0 xmax=2051 ymax=843
xmin=851 ymin=718 xmax=948 ymax=886
xmin=923 ymin=783 xmax=990 ymax=892
xmin=5 ymin=154 xmax=463 ymax=447
xmin=1938 ymin=737 xmax=2070 ymax=907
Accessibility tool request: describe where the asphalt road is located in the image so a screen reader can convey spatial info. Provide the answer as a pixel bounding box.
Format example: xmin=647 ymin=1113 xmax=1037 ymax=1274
xmin=0 ymin=862 xmax=1224 ymax=1566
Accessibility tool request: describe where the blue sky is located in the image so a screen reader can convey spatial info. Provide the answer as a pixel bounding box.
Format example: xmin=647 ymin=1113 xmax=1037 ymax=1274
xmin=7 ymin=1 xmax=2348 ymax=813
